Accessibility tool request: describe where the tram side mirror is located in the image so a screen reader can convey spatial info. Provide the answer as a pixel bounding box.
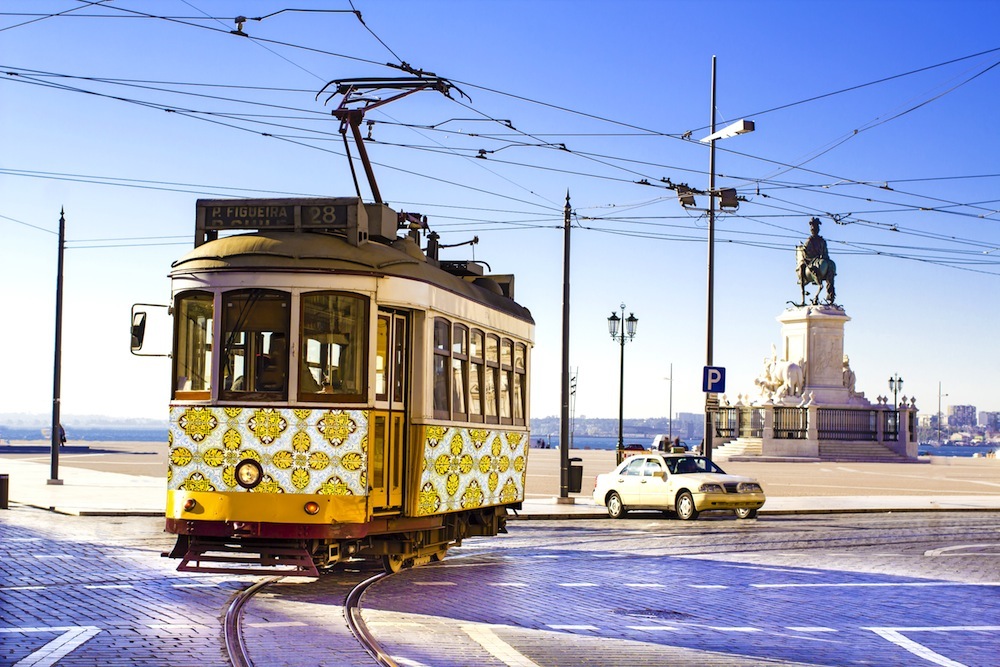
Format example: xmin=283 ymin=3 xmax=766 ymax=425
xmin=130 ymin=303 xmax=171 ymax=358
xmin=131 ymin=312 xmax=147 ymax=351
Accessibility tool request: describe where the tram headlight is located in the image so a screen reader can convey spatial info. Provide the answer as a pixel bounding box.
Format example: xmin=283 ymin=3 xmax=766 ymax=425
xmin=235 ymin=459 xmax=263 ymax=489
xmin=183 ymin=498 xmax=197 ymax=512
xmin=304 ymin=501 xmax=321 ymax=515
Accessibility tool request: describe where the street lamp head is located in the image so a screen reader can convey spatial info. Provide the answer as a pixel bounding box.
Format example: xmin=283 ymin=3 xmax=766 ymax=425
xmin=625 ymin=312 xmax=638 ymax=339
xmin=699 ymin=118 xmax=755 ymax=143
xmin=607 ymin=311 xmax=620 ymax=339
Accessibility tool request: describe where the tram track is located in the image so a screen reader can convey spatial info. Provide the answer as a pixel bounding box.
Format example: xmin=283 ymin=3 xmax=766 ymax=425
xmin=224 ymin=569 xmax=396 ymax=667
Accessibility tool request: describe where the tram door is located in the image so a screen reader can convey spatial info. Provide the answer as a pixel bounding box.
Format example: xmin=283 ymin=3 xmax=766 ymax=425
xmin=370 ymin=311 xmax=407 ymax=512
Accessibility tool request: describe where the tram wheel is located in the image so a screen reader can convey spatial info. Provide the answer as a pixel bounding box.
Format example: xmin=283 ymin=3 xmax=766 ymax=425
xmin=382 ymin=554 xmax=412 ymax=574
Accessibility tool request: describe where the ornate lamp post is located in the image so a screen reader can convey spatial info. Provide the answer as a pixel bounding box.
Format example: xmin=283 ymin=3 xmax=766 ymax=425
xmin=608 ymin=304 xmax=638 ymax=459
xmin=888 ymin=373 xmax=904 ymax=408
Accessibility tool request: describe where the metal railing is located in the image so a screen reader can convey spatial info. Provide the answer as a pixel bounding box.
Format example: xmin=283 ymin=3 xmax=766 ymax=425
xmin=774 ymin=407 xmax=807 ymax=439
xmin=715 ymin=408 xmax=737 ymax=439
xmin=739 ymin=407 xmax=765 ymax=438
xmin=713 ymin=405 xmax=910 ymax=445
xmin=819 ymin=408 xmax=878 ymax=441
xmin=882 ymin=410 xmax=899 ymax=441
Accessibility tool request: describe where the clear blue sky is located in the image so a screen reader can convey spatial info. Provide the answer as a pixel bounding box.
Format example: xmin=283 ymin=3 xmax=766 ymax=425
xmin=2 ymin=1 xmax=998 ymax=423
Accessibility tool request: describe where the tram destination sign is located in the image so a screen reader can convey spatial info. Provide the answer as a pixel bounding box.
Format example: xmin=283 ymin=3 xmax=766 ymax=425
xmin=194 ymin=197 xmax=371 ymax=246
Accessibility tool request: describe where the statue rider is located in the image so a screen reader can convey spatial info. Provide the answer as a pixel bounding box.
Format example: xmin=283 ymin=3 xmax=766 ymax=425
xmin=798 ymin=217 xmax=836 ymax=304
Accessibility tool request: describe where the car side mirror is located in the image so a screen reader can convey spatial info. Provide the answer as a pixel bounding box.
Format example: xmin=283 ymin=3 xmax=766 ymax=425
xmin=652 ymin=471 xmax=666 ymax=480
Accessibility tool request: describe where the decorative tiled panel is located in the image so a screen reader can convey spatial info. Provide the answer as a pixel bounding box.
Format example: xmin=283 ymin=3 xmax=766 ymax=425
xmin=168 ymin=406 xmax=368 ymax=496
xmin=416 ymin=426 xmax=527 ymax=516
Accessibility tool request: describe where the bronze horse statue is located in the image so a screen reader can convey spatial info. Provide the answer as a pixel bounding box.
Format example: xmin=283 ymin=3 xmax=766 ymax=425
xmin=796 ymin=244 xmax=836 ymax=305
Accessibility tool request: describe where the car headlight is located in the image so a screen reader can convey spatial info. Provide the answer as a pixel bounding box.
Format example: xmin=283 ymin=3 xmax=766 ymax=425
xmin=738 ymin=482 xmax=763 ymax=493
xmin=698 ymin=483 xmax=725 ymax=493
xmin=235 ymin=459 xmax=263 ymax=489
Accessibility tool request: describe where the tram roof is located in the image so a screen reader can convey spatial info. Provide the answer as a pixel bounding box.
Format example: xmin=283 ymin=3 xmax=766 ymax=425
xmin=170 ymin=231 xmax=534 ymax=324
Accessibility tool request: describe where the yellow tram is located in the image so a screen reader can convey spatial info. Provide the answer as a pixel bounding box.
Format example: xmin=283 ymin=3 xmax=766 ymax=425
xmin=136 ymin=197 xmax=533 ymax=575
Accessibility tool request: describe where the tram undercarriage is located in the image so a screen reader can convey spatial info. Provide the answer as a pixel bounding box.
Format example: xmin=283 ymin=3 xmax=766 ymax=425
xmin=165 ymin=505 xmax=514 ymax=576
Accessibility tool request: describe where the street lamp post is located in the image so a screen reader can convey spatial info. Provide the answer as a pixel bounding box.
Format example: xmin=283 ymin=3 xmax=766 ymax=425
xmin=937 ymin=381 xmax=948 ymax=445
xmin=699 ymin=56 xmax=755 ymax=461
xmin=608 ymin=304 xmax=638 ymax=459
xmin=665 ymin=364 xmax=673 ymax=443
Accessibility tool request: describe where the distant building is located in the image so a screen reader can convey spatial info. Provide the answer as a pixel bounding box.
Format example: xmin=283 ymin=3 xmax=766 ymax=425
xmin=947 ymin=405 xmax=977 ymax=428
xmin=675 ymin=412 xmax=704 ymax=439
xmin=979 ymin=411 xmax=1000 ymax=430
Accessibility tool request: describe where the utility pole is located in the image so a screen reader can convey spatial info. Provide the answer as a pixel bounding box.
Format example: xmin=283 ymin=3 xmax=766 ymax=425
xmin=704 ymin=56 xmax=718 ymax=462
xmin=49 ymin=208 xmax=66 ymax=485
xmin=559 ymin=192 xmax=572 ymax=500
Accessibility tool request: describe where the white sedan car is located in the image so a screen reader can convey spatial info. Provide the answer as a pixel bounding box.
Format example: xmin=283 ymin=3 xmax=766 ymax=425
xmin=593 ymin=454 xmax=765 ymax=520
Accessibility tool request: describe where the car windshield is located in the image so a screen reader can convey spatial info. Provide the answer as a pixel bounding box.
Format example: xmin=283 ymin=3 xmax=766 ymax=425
xmin=667 ymin=457 xmax=725 ymax=475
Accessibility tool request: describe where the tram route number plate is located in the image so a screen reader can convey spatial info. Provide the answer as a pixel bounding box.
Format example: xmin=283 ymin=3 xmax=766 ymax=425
xmin=198 ymin=199 xmax=354 ymax=232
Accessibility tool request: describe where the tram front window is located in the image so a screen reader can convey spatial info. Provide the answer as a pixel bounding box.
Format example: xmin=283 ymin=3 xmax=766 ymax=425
xmin=220 ymin=289 xmax=290 ymax=398
xmin=174 ymin=291 xmax=213 ymax=400
xmin=299 ymin=293 xmax=368 ymax=402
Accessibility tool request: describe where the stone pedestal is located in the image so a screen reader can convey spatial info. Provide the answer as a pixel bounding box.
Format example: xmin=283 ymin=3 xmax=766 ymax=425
xmin=777 ymin=305 xmax=858 ymax=406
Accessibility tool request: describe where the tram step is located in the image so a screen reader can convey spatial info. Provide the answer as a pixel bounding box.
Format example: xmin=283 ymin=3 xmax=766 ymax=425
xmin=177 ymin=540 xmax=320 ymax=577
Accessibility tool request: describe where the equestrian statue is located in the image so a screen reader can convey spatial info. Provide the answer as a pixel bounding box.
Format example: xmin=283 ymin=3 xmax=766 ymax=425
xmin=796 ymin=217 xmax=836 ymax=305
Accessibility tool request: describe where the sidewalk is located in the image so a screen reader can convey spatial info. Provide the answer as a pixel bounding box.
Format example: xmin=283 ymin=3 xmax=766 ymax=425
xmin=0 ymin=459 xmax=163 ymax=516
xmin=3 ymin=457 xmax=1000 ymax=518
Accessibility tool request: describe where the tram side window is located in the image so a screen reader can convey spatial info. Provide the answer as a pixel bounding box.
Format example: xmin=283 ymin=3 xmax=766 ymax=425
xmin=452 ymin=324 xmax=468 ymax=419
xmin=468 ymin=330 xmax=484 ymax=422
xmin=220 ymin=289 xmax=290 ymax=399
xmin=299 ymin=293 xmax=368 ymax=402
xmin=375 ymin=315 xmax=389 ymax=401
xmin=484 ymin=334 xmax=500 ymax=424
xmin=499 ymin=338 xmax=513 ymax=423
xmin=513 ymin=342 xmax=527 ymax=425
xmin=174 ymin=291 xmax=213 ymax=399
xmin=433 ymin=318 xmax=450 ymax=418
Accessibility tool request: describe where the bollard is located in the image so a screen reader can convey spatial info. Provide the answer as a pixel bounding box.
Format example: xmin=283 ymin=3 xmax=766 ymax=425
xmin=0 ymin=473 xmax=8 ymax=510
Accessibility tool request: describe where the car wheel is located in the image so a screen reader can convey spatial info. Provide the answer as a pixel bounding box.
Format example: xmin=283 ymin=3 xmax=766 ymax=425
xmin=675 ymin=492 xmax=699 ymax=520
xmin=735 ymin=507 xmax=758 ymax=519
xmin=606 ymin=492 xmax=626 ymax=519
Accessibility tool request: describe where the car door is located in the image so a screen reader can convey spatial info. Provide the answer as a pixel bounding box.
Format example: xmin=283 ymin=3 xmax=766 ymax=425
xmin=639 ymin=457 xmax=669 ymax=508
xmin=615 ymin=456 xmax=647 ymax=504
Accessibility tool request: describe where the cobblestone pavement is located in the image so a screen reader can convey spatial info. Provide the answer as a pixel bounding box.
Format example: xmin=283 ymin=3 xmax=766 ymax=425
xmin=3 ymin=508 xmax=999 ymax=666
xmin=355 ymin=512 xmax=1000 ymax=666
xmin=0 ymin=507 xmax=251 ymax=667
xmin=238 ymin=568 xmax=385 ymax=667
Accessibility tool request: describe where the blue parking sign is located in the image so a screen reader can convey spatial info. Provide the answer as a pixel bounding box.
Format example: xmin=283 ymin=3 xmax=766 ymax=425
xmin=703 ymin=366 xmax=726 ymax=393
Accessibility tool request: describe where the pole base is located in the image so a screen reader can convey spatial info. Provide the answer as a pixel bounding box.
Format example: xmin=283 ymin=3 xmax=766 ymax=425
xmin=46 ymin=479 xmax=64 ymax=486
xmin=555 ymin=496 xmax=576 ymax=505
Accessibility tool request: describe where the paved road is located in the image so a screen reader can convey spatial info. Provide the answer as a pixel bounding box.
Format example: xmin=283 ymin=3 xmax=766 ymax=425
xmin=357 ymin=512 xmax=1000 ymax=666
xmin=3 ymin=505 xmax=998 ymax=666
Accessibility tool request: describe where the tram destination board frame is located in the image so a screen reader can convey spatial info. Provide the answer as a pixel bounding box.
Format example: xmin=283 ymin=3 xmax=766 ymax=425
xmin=194 ymin=197 xmax=397 ymax=246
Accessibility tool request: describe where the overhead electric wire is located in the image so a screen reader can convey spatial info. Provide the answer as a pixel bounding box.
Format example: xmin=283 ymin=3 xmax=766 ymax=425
xmin=5 ymin=6 xmax=1000 ymax=273
xmin=0 ymin=1 xmax=109 ymax=33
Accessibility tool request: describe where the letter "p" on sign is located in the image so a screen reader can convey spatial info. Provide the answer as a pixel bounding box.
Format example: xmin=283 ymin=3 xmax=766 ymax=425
xmin=703 ymin=366 xmax=726 ymax=393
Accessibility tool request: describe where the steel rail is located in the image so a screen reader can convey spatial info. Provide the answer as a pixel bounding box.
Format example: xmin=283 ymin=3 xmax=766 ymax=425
xmin=344 ymin=571 xmax=397 ymax=667
xmin=224 ymin=576 xmax=282 ymax=667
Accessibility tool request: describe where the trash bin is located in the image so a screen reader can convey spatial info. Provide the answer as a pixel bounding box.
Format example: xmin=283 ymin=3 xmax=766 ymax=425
xmin=568 ymin=457 xmax=583 ymax=493
xmin=0 ymin=474 xmax=8 ymax=510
